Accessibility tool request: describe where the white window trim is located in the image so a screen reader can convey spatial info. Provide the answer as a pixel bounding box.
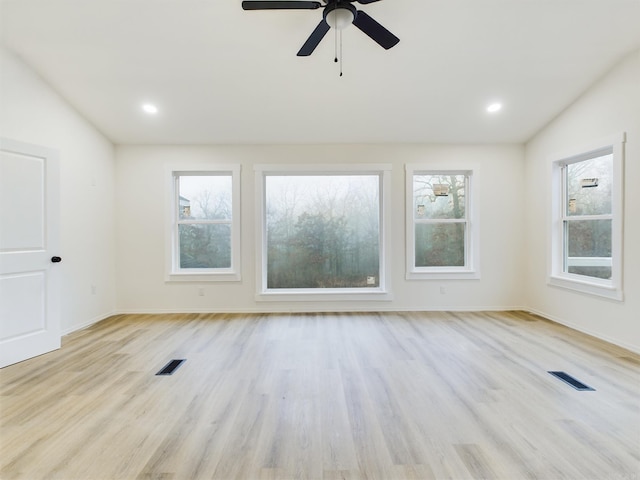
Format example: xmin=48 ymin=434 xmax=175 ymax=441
xmin=405 ymin=165 xmax=480 ymax=280
xmin=548 ymin=132 xmax=625 ymax=301
xmin=254 ymin=164 xmax=393 ymax=301
xmin=165 ymin=164 xmax=241 ymax=282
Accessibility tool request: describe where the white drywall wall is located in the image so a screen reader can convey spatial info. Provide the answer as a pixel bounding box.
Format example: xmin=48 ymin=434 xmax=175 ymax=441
xmin=115 ymin=143 xmax=525 ymax=313
xmin=524 ymin=50 xmax=640 ymax=352
xmin=0 ymin=48 xmax=117 ymax=333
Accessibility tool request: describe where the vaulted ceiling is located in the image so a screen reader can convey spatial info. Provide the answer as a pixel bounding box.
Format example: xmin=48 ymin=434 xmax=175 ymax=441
xmin=1 ymin=0 xmax=639 ymax=144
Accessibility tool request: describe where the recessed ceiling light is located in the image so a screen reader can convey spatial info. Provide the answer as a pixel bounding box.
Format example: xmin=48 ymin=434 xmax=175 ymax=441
xmin=142 ymin=103 xmax=159 ymax=114
xmin=486 ymin=102 xmax=502 ymax=113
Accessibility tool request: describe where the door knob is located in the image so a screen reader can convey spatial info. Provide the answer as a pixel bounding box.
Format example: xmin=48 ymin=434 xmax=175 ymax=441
xmin=51 ymin=256 xmax=62 ymax=263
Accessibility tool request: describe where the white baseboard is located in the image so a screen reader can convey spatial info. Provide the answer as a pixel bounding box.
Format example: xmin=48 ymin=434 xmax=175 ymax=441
xmin=525 ymin=307 xmax=640 ymax=355
xmin=61 ymin=311 xmax=118 ymax=336
xmin=114 ymin=305 xmax=525 ymax=315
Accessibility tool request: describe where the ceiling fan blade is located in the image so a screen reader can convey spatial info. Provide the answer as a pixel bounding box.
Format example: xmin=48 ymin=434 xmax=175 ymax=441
xmin=356 ymin=0 xmax=383 ymax=4
xmin=352 ymin=10 xmax=399 ymax=49
xmin=242 ymin=1 xmax=321 ymax=10
xmin=297 ymin=20 xmax=331 ymax=56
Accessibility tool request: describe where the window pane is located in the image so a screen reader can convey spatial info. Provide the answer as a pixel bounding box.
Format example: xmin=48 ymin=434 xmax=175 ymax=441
xmin=178 ymin=175 xmax=232 ymax=220
xmin=566 ymin=154 xmax=612 ymax=216
xmin=265 ymin=175 xmax=380 ymax=289
xmin=415 ymin=223 xmax=465 ymax=267
xmin=179 ymin=224 xmax=231 ymax=268
xmin=414 ymin=174 xmax=465 ymax=220
xmin=565 ymin=219 xmax=612 ymax=279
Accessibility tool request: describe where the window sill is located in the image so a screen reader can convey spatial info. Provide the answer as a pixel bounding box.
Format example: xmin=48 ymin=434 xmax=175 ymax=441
xmin=548 ymin=274 xmax=623 ymax=301
xmin=166 ymin=271 xmax=241 ymax=283
xmin=255 ymin=288 xmax=393 ymax=302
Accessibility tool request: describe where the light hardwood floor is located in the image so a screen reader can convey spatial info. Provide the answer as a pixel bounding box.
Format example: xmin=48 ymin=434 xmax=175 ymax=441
xmin=1 ymin=311 xmax=638 ymax=479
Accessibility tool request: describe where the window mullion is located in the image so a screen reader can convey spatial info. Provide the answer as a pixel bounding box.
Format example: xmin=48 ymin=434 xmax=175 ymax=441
xmin=414 ymin=218 xmax=467 ymax=224
xmin=563 ymin=214 xmax=613 ymax=222
xmin=177 ymin=219 xmax=232 ymax=225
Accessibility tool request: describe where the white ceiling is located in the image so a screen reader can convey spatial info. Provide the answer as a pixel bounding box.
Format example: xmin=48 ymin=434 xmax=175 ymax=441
xmin=1 ymin=0 xmax=639 ymax=145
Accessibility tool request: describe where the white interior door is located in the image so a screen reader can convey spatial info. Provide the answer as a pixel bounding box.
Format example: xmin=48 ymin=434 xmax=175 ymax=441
xmin=0 ymin=138 xmax=61 ymax=368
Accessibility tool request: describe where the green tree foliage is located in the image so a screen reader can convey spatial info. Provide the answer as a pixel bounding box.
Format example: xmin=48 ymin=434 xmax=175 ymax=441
xmin=178 ymin=176 xmax=233 ymax=269
xmin=565 ymin=155 xmax=613 ymax=279
xmin=179 ymin=224 xmax=231 ymax=268
xmin=415 ymin=223 xmax=465 ymax=267
xmin=266 ymin=175 xmax=380 ymax=289
xmin=414 ymin=174 xmax=466 ymax=267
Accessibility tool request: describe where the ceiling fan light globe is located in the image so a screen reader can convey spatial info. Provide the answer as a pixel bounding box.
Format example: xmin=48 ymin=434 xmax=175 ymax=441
xmin=326 ymin=8 xmax=354 ymax=30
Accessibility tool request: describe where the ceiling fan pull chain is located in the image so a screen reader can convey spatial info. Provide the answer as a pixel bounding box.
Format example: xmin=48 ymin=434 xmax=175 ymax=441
xmin=339 ymin=30 xmax=343 ymax=77
xmin=334 ymin=22 xmax=338 ymax=63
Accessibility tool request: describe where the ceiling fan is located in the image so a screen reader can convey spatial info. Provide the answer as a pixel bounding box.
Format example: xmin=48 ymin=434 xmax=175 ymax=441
xmin=241 ymin=0 xmax=399 ymax=56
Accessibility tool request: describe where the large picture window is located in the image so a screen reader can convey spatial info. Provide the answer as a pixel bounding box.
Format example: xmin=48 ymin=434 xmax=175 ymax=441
xmin=550 ymin=133 xmax=624 ymax=300
xmin=166 ymin=166 xmax=241 ymax=282
xmin=255 ymin=165 xmax=391 ymax=299
xmin=406 ymin=166 xmax=478 ymax=279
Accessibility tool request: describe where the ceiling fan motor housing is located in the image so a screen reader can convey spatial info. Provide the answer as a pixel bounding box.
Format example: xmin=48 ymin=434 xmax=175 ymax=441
xmin=324 ymin=1 xmax=357 ymax=30
xmin=240 ymin=0 xmax=399 ymax=56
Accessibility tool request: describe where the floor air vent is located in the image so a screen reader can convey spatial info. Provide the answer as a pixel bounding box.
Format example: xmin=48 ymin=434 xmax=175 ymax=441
xmin=548 ymin=371 xmax=595 ymax=391
xmin=156 ymin=359 xmax=186 ymax=376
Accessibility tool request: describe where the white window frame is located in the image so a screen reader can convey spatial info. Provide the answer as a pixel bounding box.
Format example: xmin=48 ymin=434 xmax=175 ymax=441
xmin=549 ymin=133 xmax=625 ymax=300
xmin=165 ymin=164 xmax=241 ymax=282
xmin=254 ymin=164 xmax=392 ymax=301
xmin=405 ymin=166 xmax=479 ymax=280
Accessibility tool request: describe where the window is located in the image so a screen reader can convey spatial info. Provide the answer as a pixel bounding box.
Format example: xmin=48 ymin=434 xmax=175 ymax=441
xmin=166 ymin=166 xmax=241 ymax=282
xmin=255 ymin=164 xmax=391 ymax=299
xmin=406 ymin=167 xmax=478 ymax=279
xmin=550 ymin=133 xmax=625 ymax=300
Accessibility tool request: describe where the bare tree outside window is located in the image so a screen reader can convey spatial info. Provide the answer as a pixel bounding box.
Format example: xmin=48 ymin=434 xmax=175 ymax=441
xmin=413 ymin=174 xmax=467 ymax=268
xmin=549 ymin=134 xmax=623 ymax=300
xmin=265 ymin=175 xmax=380 ymax=289
xmin=177 ymin=175 xmax=233 ymax=269
xmin=564 ymin=154 xmax=613 ymax=279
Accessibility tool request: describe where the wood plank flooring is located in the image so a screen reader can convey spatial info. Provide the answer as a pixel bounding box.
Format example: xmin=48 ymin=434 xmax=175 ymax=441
xmin=1 ymin=311 xmax=639 ymax=479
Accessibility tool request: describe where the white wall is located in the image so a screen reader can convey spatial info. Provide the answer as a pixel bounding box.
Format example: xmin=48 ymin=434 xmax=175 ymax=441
xmin=3 ymin=42 xmax=636 ymax=353
xmin=115 ymin=144 xmax=525 ymax=313
xmin=524 ymin=50 xmax=640 ymax=353
xmin=0 ymin=48 xmax=117 ymax=333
